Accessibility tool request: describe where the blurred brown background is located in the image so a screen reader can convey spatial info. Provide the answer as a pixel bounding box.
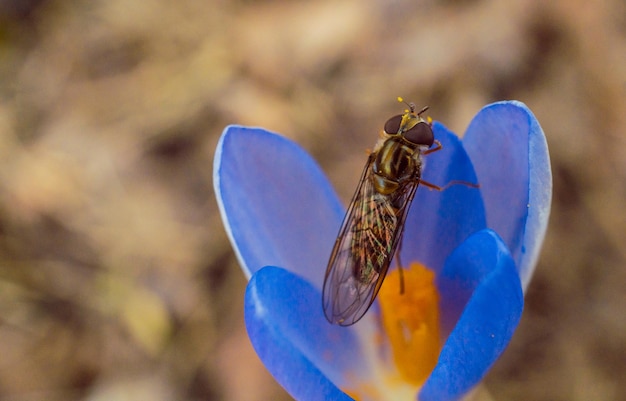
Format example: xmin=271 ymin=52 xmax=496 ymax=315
xmin=0 ymin=0 xmax=624 ymax=400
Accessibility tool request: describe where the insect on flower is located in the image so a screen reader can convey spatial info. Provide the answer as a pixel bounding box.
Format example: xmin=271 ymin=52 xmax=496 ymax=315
xmin=322 ymin=98 xmax=478 ymax=326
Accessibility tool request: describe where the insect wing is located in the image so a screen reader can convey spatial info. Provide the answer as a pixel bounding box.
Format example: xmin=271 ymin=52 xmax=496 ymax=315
xmin=322 ymin=155 xmax=419 ymax=326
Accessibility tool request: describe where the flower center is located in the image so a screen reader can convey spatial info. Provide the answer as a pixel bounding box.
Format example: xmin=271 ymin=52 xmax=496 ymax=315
xmin=378 ymin=262 xmax=441 ymax=385
xmin=342 ymin=263 xmax=442 ymax=401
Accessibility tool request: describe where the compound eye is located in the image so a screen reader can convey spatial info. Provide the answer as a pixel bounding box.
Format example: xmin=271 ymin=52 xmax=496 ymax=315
xmin=403 ymin=121 xmax=434 ymax=146
xmin=383 ymin=114 xmax=403 ymax=135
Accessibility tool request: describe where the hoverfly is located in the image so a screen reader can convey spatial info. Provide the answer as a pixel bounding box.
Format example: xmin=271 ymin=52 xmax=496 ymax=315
xmin=322 ymin=98 xmax=457 ymax=326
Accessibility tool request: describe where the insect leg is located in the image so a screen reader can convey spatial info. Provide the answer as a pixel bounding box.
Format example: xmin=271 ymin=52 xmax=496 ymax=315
xmin=395 ymin=235 xmax=405 ymax=295
xmin=419 ymin=179 xmax=480 ymax=191
xmin=422 ymin=139 xmax=442 ymax=155
xmin=421 ymin=140 xmax=479 ymax=189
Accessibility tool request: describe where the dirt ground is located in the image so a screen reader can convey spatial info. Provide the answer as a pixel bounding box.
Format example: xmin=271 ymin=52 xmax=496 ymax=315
xmin=0 ymin=0 xmax=624 ymax=400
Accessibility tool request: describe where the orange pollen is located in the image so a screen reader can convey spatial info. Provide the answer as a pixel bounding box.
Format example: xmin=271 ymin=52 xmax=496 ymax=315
xmin=378 ymin=263 xmax=441 ymax=385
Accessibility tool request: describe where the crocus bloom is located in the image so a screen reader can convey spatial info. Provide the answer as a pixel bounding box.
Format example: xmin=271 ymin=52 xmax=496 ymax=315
xmin=213 ymin=101 xmax=551 ymax=401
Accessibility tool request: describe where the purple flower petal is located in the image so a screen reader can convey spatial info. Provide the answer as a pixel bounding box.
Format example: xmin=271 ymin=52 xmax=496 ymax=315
xmin=400 ymin=122 xmax=486 ymax=273
xmin=214 ymin=126 xmax=344 ymax=289
xmin=245 ymin=266 xmax=364 ymax=400
xmin=463 ymin=101 xmax=552 ymax=289
xmin=421 ymin=229 xmax=523 ymax=401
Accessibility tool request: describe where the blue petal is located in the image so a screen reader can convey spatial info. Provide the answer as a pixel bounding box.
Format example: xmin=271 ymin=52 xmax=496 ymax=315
xmin=245 ymin=266 xmax=363 ymax=401
xmin=214 ymin=126 xmax=344 ymax=288
xmin=463 ymin=101 xmax=552 ymax=289
xmin=400 ymin=123 xmax=486 ymax=274
xmin=421 ymin=229 xmax=523 ymax=401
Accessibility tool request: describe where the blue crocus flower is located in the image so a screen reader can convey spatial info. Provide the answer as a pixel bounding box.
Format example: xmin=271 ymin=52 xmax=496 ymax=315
xmin=213 ymin=101 xmax=551 ymax=401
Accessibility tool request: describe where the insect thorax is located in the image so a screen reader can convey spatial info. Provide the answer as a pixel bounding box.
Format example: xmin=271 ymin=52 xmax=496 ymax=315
xmin=372 ymin=137 xmax=422 ymax=195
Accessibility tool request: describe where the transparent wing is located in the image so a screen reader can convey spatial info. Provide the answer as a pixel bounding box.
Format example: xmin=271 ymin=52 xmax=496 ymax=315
xmin=322 ymin=155 xmax=420 ymax=326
